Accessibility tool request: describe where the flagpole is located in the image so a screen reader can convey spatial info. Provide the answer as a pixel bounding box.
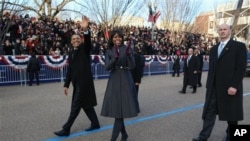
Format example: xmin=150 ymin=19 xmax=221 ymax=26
xmin=152 ymin=22 xmax=154 ymax=42
xmin=148 ymin=1 xmax=157 ymax=42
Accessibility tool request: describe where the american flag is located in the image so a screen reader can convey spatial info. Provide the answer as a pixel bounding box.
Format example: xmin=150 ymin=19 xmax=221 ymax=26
xmin=148 ymin=9 xmax=161 ymax=23
xmin=153 ymin=11 xmax=161 ymax=23
xmin=148 ymin=5 xmax=154 ymax=22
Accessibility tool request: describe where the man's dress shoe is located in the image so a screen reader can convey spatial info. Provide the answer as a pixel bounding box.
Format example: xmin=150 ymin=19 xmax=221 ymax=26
xmin=179 ymin=91 xmax=186 ymax=94
xmin=85 ymin=125 xmax=100 ymax=131
xmin=192 ymin=137 xmax=207 ymax=141
xmin=54 ymin=130 xmax=70 ymax=136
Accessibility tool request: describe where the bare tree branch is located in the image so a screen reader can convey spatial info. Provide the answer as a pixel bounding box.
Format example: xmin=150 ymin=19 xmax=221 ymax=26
xmin=58 ymin=8 xmax=84 ymax=16
xmin=52 ymin=0 xmax=75 ymax=18
xmin=73 ymin=0 xmax=88 ymax=9
xmin=160 ymin=0 xmax=202 ymax=34
xmin=33 ymin=0 xmax=40 ymax=8
xmin=81 ymin=0 xmax=144 ymax=30
xmin=3 ymin=1 xmax=38 ymax=13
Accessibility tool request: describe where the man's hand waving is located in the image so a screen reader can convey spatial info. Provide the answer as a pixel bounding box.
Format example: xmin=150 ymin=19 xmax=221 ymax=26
xmin=80 ymin=15 xmax=89 ymax=31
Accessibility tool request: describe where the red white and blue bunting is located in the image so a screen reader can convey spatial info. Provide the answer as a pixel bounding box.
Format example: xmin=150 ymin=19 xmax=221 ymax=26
xmin=41 ymin=55 xmax=68 ymax=68
xmin=145 ymin=55 xmax=155 ymax=65
xmin=0 ymin=55 xmax=209 ymax=70
xmin=156 ymin=55 xmax=169 ymax=64
xmin=1 ymin=55 xmax=31 ymax=69
xmin=96 ymin=55 xmax=105 ymax=65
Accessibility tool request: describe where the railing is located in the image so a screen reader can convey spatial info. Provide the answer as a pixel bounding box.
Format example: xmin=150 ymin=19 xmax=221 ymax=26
xmin=0 ymin=59 xmax=209 ymax=86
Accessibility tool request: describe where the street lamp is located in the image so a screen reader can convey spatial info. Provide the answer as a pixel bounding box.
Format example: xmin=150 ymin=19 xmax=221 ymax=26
xmin=148 ymin=0 xmax=157 ymax=41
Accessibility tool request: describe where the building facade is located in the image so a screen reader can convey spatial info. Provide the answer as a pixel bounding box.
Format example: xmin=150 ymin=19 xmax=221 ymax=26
xmin=194 ymin=0 xmax=250 ymax=44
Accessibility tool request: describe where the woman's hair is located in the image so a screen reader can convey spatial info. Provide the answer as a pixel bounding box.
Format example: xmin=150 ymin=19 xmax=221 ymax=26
xmin=107 ymin=30 xmax=124 ymax=49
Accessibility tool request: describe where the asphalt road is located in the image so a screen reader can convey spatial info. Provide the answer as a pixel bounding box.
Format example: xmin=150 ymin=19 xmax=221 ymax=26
xmin=1 ymin=72 xmax=250 ymax=141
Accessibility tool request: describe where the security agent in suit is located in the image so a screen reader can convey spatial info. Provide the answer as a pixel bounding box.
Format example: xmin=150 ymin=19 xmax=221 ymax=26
xmin=179 ymin=48 xmax=200 ymax=94
xmin=54 ymin=16 xmax=100 ymax=137
xmin=194 ymin=48 xmax=204 ymax=87
xmin=193 ymin=24 xmax=247 ymax=141
xmin=130 ymin=48 xmax=144 ymax=113
xmin=172 ymin=54 xmax=180 ymax=77
xmin=27 ymin=53 xmax=41 ymax=86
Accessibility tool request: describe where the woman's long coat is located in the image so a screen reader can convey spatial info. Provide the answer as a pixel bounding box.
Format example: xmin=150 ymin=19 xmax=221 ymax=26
xmin=101 ymin=45 xmax=139 ymax=118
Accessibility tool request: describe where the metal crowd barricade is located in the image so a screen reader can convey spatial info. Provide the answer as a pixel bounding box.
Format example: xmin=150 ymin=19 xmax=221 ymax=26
xmin=18 ymin=65 xmax=27 ymax=86
xmin=0 ymin=55 xmax=209 ymax=86
xmin=149 ymin=61 xmax=169 ymax=75
xmin=39 ymin=64 xmax=68 ymax=82
xmin=143 ymin=64 xmax=150 ymax=76
xmin=0 ymin=65 xmax=26 ymax=86
xmin=95 ymin=63 xmax=110 ymax=79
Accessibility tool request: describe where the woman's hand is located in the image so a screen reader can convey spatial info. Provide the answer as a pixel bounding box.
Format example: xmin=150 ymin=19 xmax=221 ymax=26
xmin=126 ymin=40 xmax=131 ymax=56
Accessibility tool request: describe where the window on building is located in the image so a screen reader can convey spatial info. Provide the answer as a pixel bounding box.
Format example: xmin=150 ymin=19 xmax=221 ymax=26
xmin=209 ymin=21 xmax=214 ymax=29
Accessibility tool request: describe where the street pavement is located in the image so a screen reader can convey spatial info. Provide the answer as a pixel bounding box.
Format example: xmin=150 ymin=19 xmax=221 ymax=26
xmin=1 ymin=72 xmax=250 ymax=141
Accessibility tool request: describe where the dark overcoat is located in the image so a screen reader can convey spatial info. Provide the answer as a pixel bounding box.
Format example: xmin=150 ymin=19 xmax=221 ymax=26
xmin=197 ymin=54 xmax=204 ymax=71
xmin=172 ymin=56 xmax=180 ymax=70
xmin=131 ymin=53 xmax=143 ymax=83
xmin=27 ymin=55 xmax=41 ymax=72
xmin=64 ymin=32 xmax=97 ymax=108
xmin=183 ymin=55 xmax=200 ymax=86
xmin=101 ymin=45 xmax=139 ymax=118
xmin=202 ymin=39 xmax=247 ymax=121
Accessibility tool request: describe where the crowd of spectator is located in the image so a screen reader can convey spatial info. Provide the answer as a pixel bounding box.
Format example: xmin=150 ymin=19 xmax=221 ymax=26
xmin=1 ymin=13 xmax=223 ymax=56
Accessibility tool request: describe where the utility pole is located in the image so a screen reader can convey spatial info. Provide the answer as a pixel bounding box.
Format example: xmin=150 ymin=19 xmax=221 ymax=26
xmin=231 ymin=0 xmax=244 ymax=37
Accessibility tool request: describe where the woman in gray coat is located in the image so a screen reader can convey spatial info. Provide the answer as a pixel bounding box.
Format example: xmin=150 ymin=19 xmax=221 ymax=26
xmin=101 ymin=30 xmax=139 ymax=141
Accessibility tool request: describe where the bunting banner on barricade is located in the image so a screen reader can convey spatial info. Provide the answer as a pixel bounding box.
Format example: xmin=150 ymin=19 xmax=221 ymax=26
xmin=1 ymin=55 xmax=31 ymax=69
xmin=145 ymin=55 xmax=155 ymax=65
xmin=41 ymin=55 xmax=68 ymax=69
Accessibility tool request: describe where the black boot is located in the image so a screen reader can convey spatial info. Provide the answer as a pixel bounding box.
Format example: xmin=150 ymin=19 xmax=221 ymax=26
xmin=111 ymin=118 xmax=123 ymax=141
xmin=179 ymin=87 xmax=186 ymax=94
xmin=121 ymin=122 xmax=128 ymax=141
xmin=192 ymin=86 xmax=197 ymax=93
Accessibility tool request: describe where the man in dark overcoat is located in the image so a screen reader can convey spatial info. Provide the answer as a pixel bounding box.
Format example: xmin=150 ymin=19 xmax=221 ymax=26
xmin=130 ymin=50 xmax=144 ymax=113
xmin=27 ymin=53 xmax=41 ymax=86
xmin=194 ymin=48 xmax=204 ymax=87
xmin=192 ymin=24 xmax=247 ymax=141
xmin=179 ymin=48 xmax=200 ymax=94
xmin=54 ymin=16 xmax=100 ymax=137
xmin=172 ymin=54 xmax=180 ymax=77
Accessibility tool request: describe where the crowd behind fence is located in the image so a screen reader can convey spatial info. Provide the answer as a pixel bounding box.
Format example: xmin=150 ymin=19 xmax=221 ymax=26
xmin=0 ymin=55 xmax=209 ymax=86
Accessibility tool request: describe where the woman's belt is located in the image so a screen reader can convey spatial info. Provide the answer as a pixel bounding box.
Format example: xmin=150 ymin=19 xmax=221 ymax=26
xmin=115 ymin=66 xmax=130 ymax=70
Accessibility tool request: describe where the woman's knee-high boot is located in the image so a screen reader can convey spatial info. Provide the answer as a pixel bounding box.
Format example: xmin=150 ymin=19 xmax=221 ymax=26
xmin=111 ymin=118 xmax=123 ymax=141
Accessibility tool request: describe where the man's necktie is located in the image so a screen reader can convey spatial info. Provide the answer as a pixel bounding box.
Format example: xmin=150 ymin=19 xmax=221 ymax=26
xmin=72 ymin=49 xmax=78 ymax=59
xmin=187 ymin=56 xmax=191 ymax=67
xmin=218 ymin=43 xmax=224 ymax=57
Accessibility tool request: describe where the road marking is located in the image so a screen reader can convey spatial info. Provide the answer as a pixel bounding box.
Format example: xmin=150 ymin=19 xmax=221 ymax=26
xmin=44 ymin=93 xmax=250 ymax=141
